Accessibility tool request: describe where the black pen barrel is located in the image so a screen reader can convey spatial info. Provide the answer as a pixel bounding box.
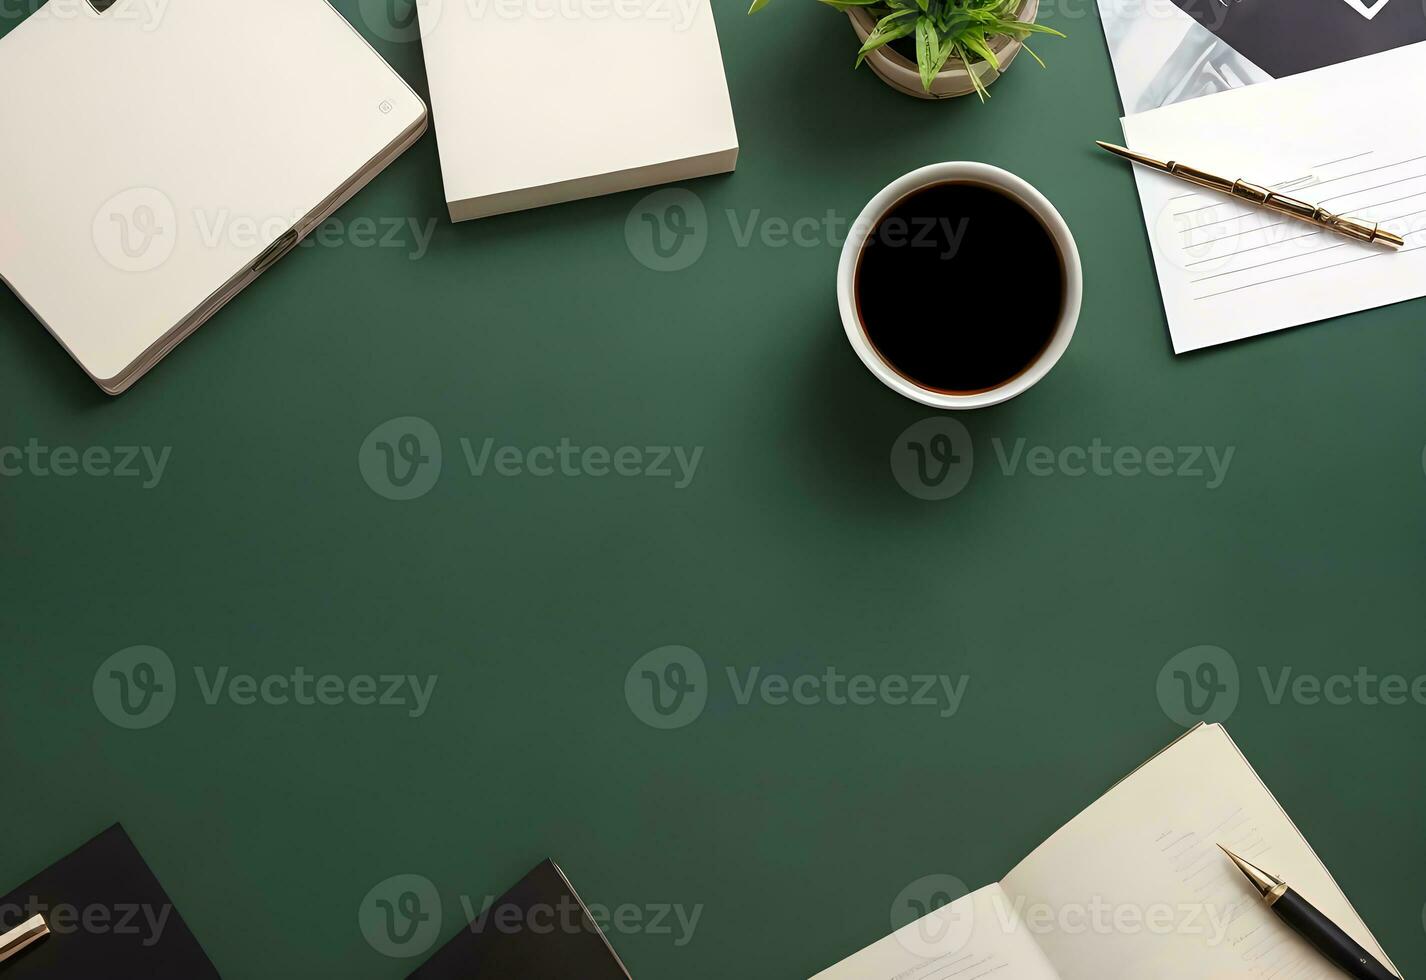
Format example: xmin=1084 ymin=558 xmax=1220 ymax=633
xmin=1273 ymin=888 xmax=1397 ymax=980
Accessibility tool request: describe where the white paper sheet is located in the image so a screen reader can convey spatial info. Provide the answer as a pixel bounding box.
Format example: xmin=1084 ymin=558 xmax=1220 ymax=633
xmin=809 ymin=884 xmax=1063 ymax=980
xmin=1000 ymin=726 xmax=1397 ymax=980
xmin=1120 ymin=40 xmax=1426 ymax=352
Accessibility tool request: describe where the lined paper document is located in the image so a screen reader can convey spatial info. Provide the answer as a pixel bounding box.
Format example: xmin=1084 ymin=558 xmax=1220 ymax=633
xmin=1121 ymin=40 xmax=1426 ymax=352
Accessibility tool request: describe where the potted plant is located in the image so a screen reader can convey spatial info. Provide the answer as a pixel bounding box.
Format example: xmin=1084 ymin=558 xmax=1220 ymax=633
xmin=750 ymin=0 xmax=1062 ymax=100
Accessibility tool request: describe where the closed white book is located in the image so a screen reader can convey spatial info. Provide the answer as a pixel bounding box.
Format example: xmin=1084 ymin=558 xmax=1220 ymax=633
xmin=416 ymin=0 xmax=739 ymax=221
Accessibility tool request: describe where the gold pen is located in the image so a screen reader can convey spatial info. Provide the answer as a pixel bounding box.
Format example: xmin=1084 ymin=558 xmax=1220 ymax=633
xmin=1096 ymin=141 xmax=1405 ymax=250
xmin=0 ymin=914 xmax=49 ymax=964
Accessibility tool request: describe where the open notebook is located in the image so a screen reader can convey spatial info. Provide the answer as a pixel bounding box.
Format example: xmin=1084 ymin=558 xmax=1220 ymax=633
xmin=811 ymin=724 xmax=1397 ymax=979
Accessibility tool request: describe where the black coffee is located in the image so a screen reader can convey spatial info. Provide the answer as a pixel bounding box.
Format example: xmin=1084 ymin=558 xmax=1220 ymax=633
xmin=855 ymin=181 xmax=1065 ymax=394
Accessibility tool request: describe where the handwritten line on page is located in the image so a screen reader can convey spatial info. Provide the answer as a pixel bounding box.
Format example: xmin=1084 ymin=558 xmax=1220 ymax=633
xmin=1119 ymin=40 xmax=1426 ymax=353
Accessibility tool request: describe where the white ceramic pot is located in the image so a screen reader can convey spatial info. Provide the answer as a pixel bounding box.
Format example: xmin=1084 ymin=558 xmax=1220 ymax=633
xmin=847 ymin=0 xmax=1040 ymax=99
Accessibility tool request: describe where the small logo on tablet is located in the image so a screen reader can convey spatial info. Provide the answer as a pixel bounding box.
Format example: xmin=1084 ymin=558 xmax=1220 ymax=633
xmin=378 ymin=100 xmax=393 ymax=115
xmin=359 ymin=874 xmax=442 ymax=958
xmin=93 ymin=645 xmax=176 ymax=729
xmin=1157 ymin=645 xmax=1240 ymax=726
xmin=625 ymin=645 xmax=708 ymax=729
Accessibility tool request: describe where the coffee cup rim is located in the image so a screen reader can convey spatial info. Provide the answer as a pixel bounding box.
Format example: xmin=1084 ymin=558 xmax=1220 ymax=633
xmin=837 ymin=162 xmax=1082 ymax=410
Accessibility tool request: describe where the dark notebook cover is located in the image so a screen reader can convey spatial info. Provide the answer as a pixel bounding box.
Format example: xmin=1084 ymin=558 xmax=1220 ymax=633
xmin=408 ymin=860 xmax=632 ymax=979
xmin=0 ymin=823 xmax=219 ymax=978
xmin=1167 ymin=0 xmax=1426 ymax=79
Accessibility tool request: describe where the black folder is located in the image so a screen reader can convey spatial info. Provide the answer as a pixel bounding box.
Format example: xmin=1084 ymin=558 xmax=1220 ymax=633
xmin=408 ymin=860 xmax=632 ymax=979
xmin=0 ymin=824 xmax=218 ymax=977
xmin=1167 ymin=0 xmax=1426 ymax=78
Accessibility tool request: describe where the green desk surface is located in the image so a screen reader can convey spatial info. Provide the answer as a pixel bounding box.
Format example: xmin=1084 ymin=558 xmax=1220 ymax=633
xmin=1 ymin=1 xmax=1423 ymax=977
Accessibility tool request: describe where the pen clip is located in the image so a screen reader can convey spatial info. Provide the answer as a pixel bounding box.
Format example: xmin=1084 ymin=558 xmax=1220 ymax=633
xmin=0 ymin=913 xmax=50 ymax=964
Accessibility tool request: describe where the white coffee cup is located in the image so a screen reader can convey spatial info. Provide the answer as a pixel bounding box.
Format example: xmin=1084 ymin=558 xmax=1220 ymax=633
xmin=837 ymin=162 xmax=1082 ymax=410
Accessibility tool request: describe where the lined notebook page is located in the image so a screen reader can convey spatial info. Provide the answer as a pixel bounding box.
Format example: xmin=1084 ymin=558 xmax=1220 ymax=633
xmin=999 ymin=725 xmax=1395 ymax=979
xmin=1120 ymin=40 xmax=1426 ymax=352
xmin=809 ymin=884 xmax=1062 ymax=980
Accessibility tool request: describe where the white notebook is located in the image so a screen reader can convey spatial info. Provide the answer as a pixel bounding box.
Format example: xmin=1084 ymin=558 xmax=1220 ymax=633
xmin=811 ymin=725 xmax=1397 ymax=980
xmin=416 ymin=0 xmax=739 ymax=221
